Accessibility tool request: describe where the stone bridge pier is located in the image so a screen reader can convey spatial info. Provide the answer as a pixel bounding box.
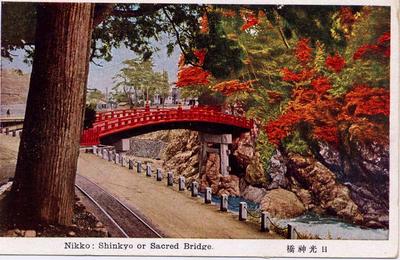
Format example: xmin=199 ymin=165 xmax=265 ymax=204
xmin=199 ymin=133 xmax=232 ymax=177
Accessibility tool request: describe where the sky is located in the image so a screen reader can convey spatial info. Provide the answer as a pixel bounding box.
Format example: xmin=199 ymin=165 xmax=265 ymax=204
xmin=1 ymin=38 xmax=180 ymax=93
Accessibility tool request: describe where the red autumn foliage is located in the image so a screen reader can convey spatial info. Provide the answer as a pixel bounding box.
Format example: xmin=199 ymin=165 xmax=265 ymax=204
xmin=200 ymin=13 xmax=209 ymax=33
xmin=281 ymin=68 xmax=314 ymax=82
xmin=193 ymin=49 xmax=207 ymax=66
xmin=325 ymin=53 xmax=346 ymax=73
xmin=310 ymin=76 xmax=332 ymax=94
xmin=295 ymin=38 xmax=312 ymax=64
xmin=267 ymin=90 xmax=283 ymax=104
xmin=353 ymin=32 xmax=391 ymax=60
xmin=221 ymin=9 xmax=237 ymax=17
xmin=342 ymin=85 xmax=390 ymax=118
xmin=241 ymin=13 xmax=259 ymax=31
xmin=339 ymin=7 xmax=356 ymax=27
xmin=353 ymin=44 xmax=380 ymax=60
xmin=265 ymin=33 xmax=389 ymax=148
xmin=377 ymin=32 xmax=390 ymax=45
xmin=176 ymin=67 xmax=210 ymax=87
xmin=212 ymin=80 xmax=255 ymax=96
xmin=176 ymin=49 xmax=210 ymax=87
xmin=265 ymin=111 xmax=302 ymax=145
xmin=313 ymin=125 xmax=340 ymax=146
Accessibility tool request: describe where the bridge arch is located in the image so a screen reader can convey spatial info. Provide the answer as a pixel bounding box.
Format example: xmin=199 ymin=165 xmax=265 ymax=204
xmin=80 ymin=106 xmax=254 ymax=146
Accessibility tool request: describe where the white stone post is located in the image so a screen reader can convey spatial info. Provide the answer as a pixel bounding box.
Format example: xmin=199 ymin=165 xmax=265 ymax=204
xmin=120 ymin=155 xmax=125 ymax=167
xmin=261 ymin=212 xmax=270 ymax=232
xmin=167 ymin=172 xmax=174 ymax=186
xmin=178 ymin=176 xmax=185 ymax=191
xmin=108 ymin=150 xmax=113 ymax=162
xmin=137 ymin=161 xmax=142 ymax=173
xmin=92 ymin=145 xmax=97 ymax=154
xmin=115 ymin=153 xmax=120 ymax=164
xmin=239 ymin=202 xmax=247 ymax=221
xmin=128 ymin=159 xmax=134 ymax=170
xmin=220 ymin=195 xmax=228 ymax=212
xmin=287 ymin=224 xmax=298 ymax=239
xmin=191 ymin=181 xmax=198 ymax=197
xmin=156 ymin=168 xmax=163 ymax=181
xmin=146 ymin=164 xmax=152 ymax=177
xmin=205 ymin=187 xmax=212 ymax=204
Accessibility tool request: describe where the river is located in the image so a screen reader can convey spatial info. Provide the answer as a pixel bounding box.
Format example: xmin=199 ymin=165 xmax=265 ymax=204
xmin=224 ymin=195 xmax=388 ymax=240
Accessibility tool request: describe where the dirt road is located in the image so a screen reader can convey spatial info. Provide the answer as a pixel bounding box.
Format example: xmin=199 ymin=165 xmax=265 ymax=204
xmin=0 ymin=134 xmax=281 ymax=239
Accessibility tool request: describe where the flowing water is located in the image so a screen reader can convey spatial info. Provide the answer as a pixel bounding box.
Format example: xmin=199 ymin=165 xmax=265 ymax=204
xmin=199 ymin=193 xmax=388 ymax=240
xmin=275 ymin=212 xmax=388 ymax=240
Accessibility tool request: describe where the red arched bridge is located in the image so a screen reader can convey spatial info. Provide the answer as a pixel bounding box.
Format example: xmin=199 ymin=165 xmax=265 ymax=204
xmin=80 ymin=106 xmax=254 ymax=146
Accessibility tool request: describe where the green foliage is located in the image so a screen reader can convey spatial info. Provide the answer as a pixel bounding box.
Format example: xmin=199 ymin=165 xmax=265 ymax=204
xmin=255 ymin=131 xmax=275 ymax=173
xmin=83 ymin=104 xmax=97 ymax=129
xmin=328 ymin=7 xmax=390 ymax=96
xmin=86 ymin=89 xmax=105 ymax=105
xmin=282 ymin=130 xmax=309 ymax=155
xmin=1 ymin=2 xmax=36 ymax=60
xmin=113 ymin=58 xmax=170 ymax=107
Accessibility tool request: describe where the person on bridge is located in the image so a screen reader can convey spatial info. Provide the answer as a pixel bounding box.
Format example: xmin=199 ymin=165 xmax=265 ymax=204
xmin=6 ymin=109 xmax=10 ymax=117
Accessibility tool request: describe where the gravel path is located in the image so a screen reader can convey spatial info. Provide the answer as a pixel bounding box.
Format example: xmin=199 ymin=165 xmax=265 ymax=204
xmin=0 ymin=134 xmax=281 ymax=239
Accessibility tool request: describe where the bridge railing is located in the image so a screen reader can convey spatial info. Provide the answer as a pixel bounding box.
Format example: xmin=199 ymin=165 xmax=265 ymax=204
xmin=94 ymin=105 xmax=227 ymax=123
xmin=80 ymin=127 xmax=100 ymax=146
xmin=93 ymin=108 xmax=252 ymax=133
xmin=81 ymin=106 xmax=253 ymax=146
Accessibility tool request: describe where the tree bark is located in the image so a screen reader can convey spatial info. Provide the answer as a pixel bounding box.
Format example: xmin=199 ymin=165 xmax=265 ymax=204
xmin=10 ymin=3 xmax=95 ymax=226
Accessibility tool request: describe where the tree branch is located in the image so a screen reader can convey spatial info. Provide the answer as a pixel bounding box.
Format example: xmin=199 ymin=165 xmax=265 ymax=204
xmin=162 ymin=7 xmax=200 ymax=68
xmin=93 ymin=3 xmax=114 ymax=27
xmin=112 ymin=4 xmax=165 ymax=18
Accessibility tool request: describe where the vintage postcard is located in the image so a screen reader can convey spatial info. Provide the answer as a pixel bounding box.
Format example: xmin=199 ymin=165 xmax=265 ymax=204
xmin=0 ymin=0 xmax=398 ymax=258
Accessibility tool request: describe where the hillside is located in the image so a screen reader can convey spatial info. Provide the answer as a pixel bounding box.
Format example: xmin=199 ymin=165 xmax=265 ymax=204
xmin=1 ymin=69 xmax=30 ymax=105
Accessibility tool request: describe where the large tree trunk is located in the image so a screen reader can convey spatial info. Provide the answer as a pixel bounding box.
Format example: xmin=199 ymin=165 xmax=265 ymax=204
xmin=10 ymin=3 xmax=95 ymax=226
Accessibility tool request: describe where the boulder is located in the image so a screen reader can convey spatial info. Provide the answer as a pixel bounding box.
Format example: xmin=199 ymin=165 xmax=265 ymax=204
xmin=232 ymin=132 xmax=254 ymax=168
xmin=260 ymin=188 xmax=306 ymax=219
xmin=340 ymin=121 xmax=389 ymax=227
xmin=200 ymin=153 xmax=221 ymax=194
xmin=287 ymin=153 xmax=363 ymax=224
xmin=244 ymin=153 xmax=268 ymax=187
xmin=218 ymin=175 xmax=240 ymax=196
xmin=241 ymin=185 xmax=266 ymax=203
xmin=267 ymin=150 xmax=289 ymax=189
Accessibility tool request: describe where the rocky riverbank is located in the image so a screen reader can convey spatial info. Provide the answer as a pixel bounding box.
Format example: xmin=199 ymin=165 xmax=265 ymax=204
xmin=126 ymin=128 xmax=389 ymax=230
